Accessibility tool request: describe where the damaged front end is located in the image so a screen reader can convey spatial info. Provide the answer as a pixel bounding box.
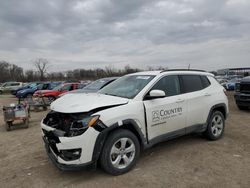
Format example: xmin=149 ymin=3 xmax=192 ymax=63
xmin=41 ymin=111 xmax=107 ymax=170
xmin=42 ymin=111 xmax=106 ymax=137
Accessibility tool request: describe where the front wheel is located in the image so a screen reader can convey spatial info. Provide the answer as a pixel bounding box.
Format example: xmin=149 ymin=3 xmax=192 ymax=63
xmin=204 ymin=111 xmax=225 ymax=140
xmin=100 ymin=129 xmax=140 ymax=175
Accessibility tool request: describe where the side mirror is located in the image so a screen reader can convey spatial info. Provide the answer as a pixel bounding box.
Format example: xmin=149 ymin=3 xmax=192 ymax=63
xmin=146 ymin=90 xmax=166 ymax=99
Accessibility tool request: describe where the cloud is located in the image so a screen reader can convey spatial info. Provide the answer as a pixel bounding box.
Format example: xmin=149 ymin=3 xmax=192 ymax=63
xmin=0 ymin=0 xmax=249 ymax=71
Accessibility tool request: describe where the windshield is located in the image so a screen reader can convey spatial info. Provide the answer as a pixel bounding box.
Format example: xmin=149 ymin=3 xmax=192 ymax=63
xmin=99 ymin=75 xmax=155 ymax=99
xmin=28 ymin=83 xmax=37 ymax=89
xmin=37 ymin=84 xmax=44 ymax=90
xmin=84 ymin=79 xmax=110 ymax=90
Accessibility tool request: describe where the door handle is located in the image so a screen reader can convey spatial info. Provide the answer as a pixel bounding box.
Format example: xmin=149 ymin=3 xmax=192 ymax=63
xmin=204 ymin=93 xmax=211 ymax=97
xmin=176 ymin=99 xmax=185 ymax=103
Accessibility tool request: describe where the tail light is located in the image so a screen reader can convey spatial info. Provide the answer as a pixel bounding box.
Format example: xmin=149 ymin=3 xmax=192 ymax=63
xmin=223 ymin=89 xmax=227 ymax=96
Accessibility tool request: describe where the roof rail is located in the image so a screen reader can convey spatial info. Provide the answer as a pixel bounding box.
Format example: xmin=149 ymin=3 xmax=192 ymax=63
xmin=160 ymin=69 xmax=207 ymax=73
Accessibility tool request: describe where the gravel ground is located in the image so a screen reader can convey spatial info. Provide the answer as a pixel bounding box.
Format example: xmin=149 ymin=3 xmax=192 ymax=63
xmin=0 ymin=92 xmax=249 ymax=188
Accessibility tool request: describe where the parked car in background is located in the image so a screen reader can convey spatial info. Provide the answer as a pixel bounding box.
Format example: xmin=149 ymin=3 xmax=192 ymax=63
xmin=60 ymin=77 xmax=118 ymax=97
xmin=33 ymin=82 xmax=81 ymax=103
xmin=0 ymin=82 xmax=23 ymax=94
xmin=11 ymin=82 xmax=41 ymax=96
xmin=234 ymin=76 xmax=250 ymax=110
xmin=216 ymin=78 xmax=228 ymax=85
xmin=222 ymin=78 xmax=242 ymax=90
xmin=16 ymin=82 xmax=61 ymax=99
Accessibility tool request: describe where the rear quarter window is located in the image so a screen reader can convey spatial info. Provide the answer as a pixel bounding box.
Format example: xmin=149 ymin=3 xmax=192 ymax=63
xmin=180 ymin=75 xmax=204 ymax=93
xmin=200 ymin=76 xmax=211 ymax=88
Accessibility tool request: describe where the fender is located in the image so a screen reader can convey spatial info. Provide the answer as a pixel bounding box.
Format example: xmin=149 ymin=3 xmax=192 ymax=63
xmin=206 ymin=103 xmax=228 ymax=124
xmin=91 ymin=119 xmax=147 ymax=162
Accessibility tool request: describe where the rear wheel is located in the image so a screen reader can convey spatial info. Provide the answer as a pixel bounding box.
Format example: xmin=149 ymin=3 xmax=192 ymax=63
xmin=5 ymin=121 xmax=12 ymax=131
xmin=23 ymin=119 xmax=29 ymax=128
xmin=0 ymin=90 xmax=2 ymax=95
xmin=100 ymin=129 xmax=140 ymax=175
xmin=237 ymin=105 xmax=248 ymax=110
xmin=205 ymin=111 xmax=225 ymax=140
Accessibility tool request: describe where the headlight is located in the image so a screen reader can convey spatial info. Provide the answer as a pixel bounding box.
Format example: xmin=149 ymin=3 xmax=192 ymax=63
xmin=77 ymin=115 xmax=99 ymax=128
xmin=69 ymin=115 xmax=100 ymax=137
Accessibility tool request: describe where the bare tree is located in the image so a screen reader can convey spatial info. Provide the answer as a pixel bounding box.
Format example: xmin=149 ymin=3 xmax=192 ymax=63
xmin=33 ymin=58 xmax=50 ymax=81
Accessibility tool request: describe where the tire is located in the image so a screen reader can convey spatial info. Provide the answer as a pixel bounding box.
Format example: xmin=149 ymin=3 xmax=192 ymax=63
xmin=204 ymin=111 xmax=225 ymax=141
xmin=0 ymin=90 xmax=2 ymax=95
xmin=5 ymin=121 xmax=12 ymax=131
xmin=23 ymin=119 xmax=29 ymax=128
xmin=100 ymin=129 xmax=140 ymax=175
xmin=237 ymin=105 xmax=248 ymax=110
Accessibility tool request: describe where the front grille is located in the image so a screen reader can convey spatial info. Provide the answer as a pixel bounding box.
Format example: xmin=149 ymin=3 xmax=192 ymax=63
xmin=237 ymin=101 xmax=250 ymax=106
xmin=240 ymin=83 xmax=250 ymax=93
xmin=240 ymin=95 xmax=250 ymax=100
xmin=43 ymin=130 xmax=61 ymax=155
xmin=43 ymin=129 xmax=60 ymax=143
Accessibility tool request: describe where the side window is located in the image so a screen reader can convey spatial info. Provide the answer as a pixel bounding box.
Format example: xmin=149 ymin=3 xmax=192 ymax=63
xmin=11 ymin=83 xmax=20 ymax=86
xmin=77 ymin=84 xmax=84 ymax=89
xmin=43 ymin=84 xmax=49 ymax=90
xmin=180 ymin=75 xmax=203 ymax=93
xmin=69 ymin=85 xmax=74 ymax=91
xmin=200 ymin=76 xmax=211 ymax=88
xmin=49 ymin=83 xmax=57 ymax=89
xmin=151 ymin=75 xmax=180 ymax=97
xmin=61 ymin=85 xmax=72 ymax=91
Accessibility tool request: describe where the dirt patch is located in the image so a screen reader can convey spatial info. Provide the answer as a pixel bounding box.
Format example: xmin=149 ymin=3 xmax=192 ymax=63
xmin=0 ymin=92 xmax=249 ymax=188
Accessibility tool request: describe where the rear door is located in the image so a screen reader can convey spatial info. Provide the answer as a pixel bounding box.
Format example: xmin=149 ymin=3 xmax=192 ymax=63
xmin=143 ymin=75 xmax=187 ymax=141
xmin=179 ymin=75 xmax=211 ymax=126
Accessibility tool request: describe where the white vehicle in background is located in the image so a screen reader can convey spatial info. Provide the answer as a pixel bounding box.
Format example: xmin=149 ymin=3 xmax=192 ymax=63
xmin=0 ymin=82 xmax=23 ymax=94
xmin=41 ymin=69 xmax=229 ymax=175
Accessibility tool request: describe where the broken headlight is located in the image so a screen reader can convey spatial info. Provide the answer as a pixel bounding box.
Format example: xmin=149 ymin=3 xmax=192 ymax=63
xmin=68 ymin=115 xmax=100 ymax=137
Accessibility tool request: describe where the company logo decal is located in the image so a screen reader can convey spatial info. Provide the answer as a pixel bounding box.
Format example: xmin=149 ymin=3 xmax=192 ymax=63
xmin=152 ymin=111 xmax=160 ymax=122
xmin=151 ymin=107 xmax=183 ymax=126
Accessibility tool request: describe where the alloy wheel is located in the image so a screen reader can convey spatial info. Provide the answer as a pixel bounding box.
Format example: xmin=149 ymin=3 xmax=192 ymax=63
xmin=110 ymin=138 xmax=136 ymax=169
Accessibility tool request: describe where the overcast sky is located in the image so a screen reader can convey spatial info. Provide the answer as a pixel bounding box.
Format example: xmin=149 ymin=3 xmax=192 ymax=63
xmin=0 ymin=0 xmax=250 ymax=72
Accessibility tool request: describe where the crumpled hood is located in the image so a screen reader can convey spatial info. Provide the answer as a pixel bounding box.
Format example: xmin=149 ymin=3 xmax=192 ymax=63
xmin=50 ymin=93 xmax=129 ymax=113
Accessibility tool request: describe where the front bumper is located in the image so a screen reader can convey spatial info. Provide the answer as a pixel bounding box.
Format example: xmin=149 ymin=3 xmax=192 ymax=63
xmin=41 ymin=121 xmax=99 ymax=170
xmin=234 ymin=93 xmax=250 ymax=107
xmin=43 ymin=136 xmax=93 ymax=171
xmin=16 ymin=93 xmax=25 ymax=98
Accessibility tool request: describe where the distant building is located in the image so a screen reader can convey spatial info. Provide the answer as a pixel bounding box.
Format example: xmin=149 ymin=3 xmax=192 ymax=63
xmin=217 ymin=67 xmax=250 ymax=77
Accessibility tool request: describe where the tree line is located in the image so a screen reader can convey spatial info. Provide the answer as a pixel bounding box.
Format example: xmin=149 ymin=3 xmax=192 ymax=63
xmin=0 ymin=59 xmax=167 ymax=83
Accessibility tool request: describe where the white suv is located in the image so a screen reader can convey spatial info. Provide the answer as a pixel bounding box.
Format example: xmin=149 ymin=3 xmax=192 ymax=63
xmin=0 ymin=82 xmax=23 ymax=94
xmin=41 ymin=70 xmax=229 ymax=175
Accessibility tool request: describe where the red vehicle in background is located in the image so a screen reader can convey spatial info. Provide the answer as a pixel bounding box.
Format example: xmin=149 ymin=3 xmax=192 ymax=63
xmin=33 ymin=83 xmax=80 ymax=103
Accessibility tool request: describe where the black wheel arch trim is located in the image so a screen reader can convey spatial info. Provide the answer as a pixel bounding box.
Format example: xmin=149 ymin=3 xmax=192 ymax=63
xmin=207 ymin=103 xmax=228 ymax=123
xmin=92 ymin=119 xmax=147 ymax=163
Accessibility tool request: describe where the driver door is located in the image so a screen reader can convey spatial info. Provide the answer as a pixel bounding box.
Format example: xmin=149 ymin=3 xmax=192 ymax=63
xmin=143 ymin=75 xmax=187 ymax=141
